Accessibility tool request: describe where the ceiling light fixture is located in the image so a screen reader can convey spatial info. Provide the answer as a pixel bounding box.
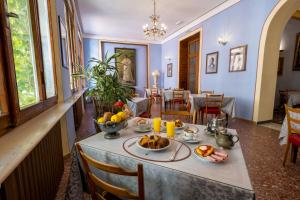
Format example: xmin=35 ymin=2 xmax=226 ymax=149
xmin=143 ymin=0 xmax=167 ymax=39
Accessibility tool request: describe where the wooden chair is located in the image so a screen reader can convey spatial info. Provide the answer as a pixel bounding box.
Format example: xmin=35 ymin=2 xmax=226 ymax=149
xmin=200 ymin=94 xmax=224 ymax=124
xmin=150 ymin=88 xmax=161 ymax=103
xmin=200 ymin=90 xmax=214 ymax=95
xmin=76 ymin=144 xmax=145 ymax=200
xmin=171 ymin=88 xmax=185 ymax=109
xmin=283 ymin=105 xmax=300 ymax=166
xmin=139 ymin=97 xmax=153 ymax=118
xmin=160 ymin=96 xmax=194 ymax=124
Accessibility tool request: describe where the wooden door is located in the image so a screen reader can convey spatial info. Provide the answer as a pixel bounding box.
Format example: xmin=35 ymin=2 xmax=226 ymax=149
xmin=187 ymin=38 xmax=199 ymax=94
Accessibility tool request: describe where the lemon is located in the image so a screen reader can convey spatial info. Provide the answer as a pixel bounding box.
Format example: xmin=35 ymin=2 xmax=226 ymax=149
xmin=117 ymin=111 xmax=127 ymax=121
xmin=97 ymin=117 xmax=105 ymax=124
xmin=111 ymin=115 xmax=121 ymax=123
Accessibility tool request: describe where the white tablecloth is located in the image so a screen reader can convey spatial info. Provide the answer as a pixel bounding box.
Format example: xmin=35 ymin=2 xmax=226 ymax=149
xmin=189 ymin=94 xmax=236 ymax=117
xmin=279 ymin=111 xmax=300 ymax=145
xmin=127 ymin=97 xmax=148 ymax=117
xmin=77 ymin=118 xmax=254 ymax=200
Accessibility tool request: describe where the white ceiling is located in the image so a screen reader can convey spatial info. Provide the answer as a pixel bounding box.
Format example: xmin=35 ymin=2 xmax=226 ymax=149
xmin=77 ymin=0 xmax=228 ymax=42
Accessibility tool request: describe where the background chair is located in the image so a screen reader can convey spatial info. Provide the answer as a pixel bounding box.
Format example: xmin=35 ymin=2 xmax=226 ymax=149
xmin=171 ymin=88 xmax=185 ymax=110
xmin=76 ymin=144 xmax=145 ymax=200
xmin=160 ymin=96 xmax=194 ymax=124
xmin=200 ymin=94 xmax=224 ymax=124
xmin=283 ymin=105 xmax=300 ymax=166
xmin=150 ymin=88 xmax=161 ymax=103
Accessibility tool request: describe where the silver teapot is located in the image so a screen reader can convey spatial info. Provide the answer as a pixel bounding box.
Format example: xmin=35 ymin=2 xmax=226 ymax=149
xmin=206 ymin=118 xmax=227 ymax=134
xmin=215 ymin=129 xmax=239 ymax=149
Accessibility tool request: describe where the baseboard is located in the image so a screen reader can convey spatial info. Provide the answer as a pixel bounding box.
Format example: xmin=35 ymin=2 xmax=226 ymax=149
xmin=256 ymin=120 xmax=273 ymax=125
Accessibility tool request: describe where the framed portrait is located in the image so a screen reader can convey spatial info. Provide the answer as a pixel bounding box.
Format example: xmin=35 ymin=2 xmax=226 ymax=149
xmin=277 ymin=57 xmax=284 ymax=76
xmin=167 ymin=63 xmax=172 ymax=77
xmin=229 ymin=45 xmax=248 ymax=72
xmin=206 ymin=52 xmax=218 ymax=74
xmin=58 ymin=16 xmax=69 ymax=69
xmin=115 ymin=48 xmax=136 ymax=86
xmin=293 ymin=32 xmax=300 ymax=71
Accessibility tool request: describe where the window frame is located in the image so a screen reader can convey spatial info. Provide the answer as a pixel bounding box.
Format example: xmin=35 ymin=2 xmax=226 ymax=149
xmin=0 ymin=0 xmax=58 ymax=130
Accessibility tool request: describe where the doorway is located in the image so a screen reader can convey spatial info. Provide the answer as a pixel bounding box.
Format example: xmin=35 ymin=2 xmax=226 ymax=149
xmin=253 ymin=0 xmax=300 ymax=122
xmin=179 ymin=32 xmax=201 ymax=94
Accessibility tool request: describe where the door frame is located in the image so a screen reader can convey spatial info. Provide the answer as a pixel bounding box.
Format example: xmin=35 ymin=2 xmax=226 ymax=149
xmin=178 ymin=28 xmax=203 ymax=93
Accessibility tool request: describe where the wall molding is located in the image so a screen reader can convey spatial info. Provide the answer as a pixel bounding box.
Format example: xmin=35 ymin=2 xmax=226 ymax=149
xmin=161 ymin=0 xmax=240 ymax=44
xmin=83 ymin=34 xmax=161 ymax=45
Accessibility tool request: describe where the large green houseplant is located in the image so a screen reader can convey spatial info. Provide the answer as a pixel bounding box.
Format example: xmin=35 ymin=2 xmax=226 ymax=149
xmin=86 ymin=52 xmax=133 ymax=117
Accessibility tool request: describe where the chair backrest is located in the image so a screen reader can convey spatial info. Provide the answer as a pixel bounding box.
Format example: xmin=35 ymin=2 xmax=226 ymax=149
xmin=160 ymin=97 xmax=194 ymax=123
xmin=151 ymin=88 xmax=159 ymax=95
xmin=76 ymin=144 xmax=145 ymax=200
xmin=205 ymin=94 xmax=224 ymax=109
xmin=285 ymin=105 xmax=300 ymax=135
xmin=146 ymin=97 xmax=153 ymax=117
xmin=201 ymin=90 xmax=214 ymax=95
xmin=173 ymin=88 xmax=184 ymax=99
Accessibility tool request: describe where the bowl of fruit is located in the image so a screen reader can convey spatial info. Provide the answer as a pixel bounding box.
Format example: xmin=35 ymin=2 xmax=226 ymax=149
xmin=96 ymin=111 xmax=128 ymax=139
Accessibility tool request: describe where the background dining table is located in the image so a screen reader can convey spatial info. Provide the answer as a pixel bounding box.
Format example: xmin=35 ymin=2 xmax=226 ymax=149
xmin=69 ymin=118 xmax=255 ymax=200
xmin=127 ymin=97 xmax=148 ymax=117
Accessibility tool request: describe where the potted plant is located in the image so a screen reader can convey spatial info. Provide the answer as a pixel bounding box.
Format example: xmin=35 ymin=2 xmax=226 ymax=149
xmin=85 ymin=52 xmax=133 ymax=134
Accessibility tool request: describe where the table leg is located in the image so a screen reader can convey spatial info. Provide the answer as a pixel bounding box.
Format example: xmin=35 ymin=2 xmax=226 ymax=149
xmin=291 ymin=145 xmax=298 ymax=163
xmin=193 ymin=111 xmax=197 ymax=124
xmin=226 ymin=114 xmax=229 ymax=127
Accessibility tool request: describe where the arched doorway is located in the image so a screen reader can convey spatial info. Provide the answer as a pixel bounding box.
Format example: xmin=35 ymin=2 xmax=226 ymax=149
xmin=253 ymin=0 xmax=300 ymax=122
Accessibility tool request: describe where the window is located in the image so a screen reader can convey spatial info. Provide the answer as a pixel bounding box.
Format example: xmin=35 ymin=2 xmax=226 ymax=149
xmin=8 ymin=0 xmax=40 ymax=108
xmin=37 ymin=0 xmax=56 ymax=98
xmin=0 ymin=0 xmax=57 ymax=131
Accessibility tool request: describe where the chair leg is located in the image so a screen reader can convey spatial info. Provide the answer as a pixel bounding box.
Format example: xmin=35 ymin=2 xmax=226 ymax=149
xmin=291 ymin=145 xmax=298 ymax=163
xmin=283 ymin=142 xmax=291 ymax=166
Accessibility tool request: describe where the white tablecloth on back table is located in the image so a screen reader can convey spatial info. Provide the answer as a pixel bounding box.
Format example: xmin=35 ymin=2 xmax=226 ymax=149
xmin=127 ymin=97 xmax=148 ymax=117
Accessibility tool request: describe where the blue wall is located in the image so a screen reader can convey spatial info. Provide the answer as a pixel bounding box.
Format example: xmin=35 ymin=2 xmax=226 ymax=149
xmin=161 ymin=0 xmax=279 ymax=120
xmin=83 ymin=40 xmax=162 ymax=96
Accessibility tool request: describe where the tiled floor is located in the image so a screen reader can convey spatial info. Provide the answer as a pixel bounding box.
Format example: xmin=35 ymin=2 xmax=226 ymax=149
xmin=56 ymin=102 xmax=300 ymax=200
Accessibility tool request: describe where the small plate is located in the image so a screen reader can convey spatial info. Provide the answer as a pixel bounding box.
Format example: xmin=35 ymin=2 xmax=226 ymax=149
xmin=134 ymin=126 xmax=152 ymax=133
xmin=177 ymin=134 xmax=201 ymax=144
xmin=136 ymin=138 xmax=171 ymax=152
xmin=193 ymin=146 xmax=228 ymax=163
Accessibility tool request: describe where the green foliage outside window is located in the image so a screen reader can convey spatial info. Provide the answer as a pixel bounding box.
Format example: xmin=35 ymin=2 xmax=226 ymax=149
xmin=8 ymin=0 xmax=39 ymax=108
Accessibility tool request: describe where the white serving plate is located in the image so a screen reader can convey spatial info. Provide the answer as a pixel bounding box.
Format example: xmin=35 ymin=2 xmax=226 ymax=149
xmin=134 ymin=126 xmax=152 ymax=133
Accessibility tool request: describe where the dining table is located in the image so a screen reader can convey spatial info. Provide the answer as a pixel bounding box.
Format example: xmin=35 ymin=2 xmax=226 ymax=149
xmin=287 ymin=91 xmax=300 ymax=107
xmin=127 ymin=97 xmax=148 ymax=117
xmin=68 ymin=118 xmax=255 ymax=200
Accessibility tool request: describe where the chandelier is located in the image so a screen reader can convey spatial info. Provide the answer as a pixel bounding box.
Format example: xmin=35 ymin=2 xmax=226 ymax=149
xmin=143 ymin=0 xmax=167 ymax=39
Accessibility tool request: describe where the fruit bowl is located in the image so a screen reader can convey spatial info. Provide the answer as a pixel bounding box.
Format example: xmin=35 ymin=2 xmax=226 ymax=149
xmin=96 ymin=120 xmax=127 ymax=139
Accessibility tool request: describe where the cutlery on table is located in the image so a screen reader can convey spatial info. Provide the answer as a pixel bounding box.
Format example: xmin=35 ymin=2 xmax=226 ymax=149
xmin=169 ymin=143 xmax=183 ymax=161
xmin=127 ymin=140 xmax=138 ymax=148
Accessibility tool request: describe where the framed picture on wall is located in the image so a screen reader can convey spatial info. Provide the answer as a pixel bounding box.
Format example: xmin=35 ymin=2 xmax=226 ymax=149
xmin=58 ymin=16 xmax=69 ymax=69
xmin=206 ymin=52 xmax=218 ymax=74
xmin=115 ymin=48 xmax=136 ymax=86
xmin=167 ymin=63 xmax=172 ymax=77
xmin=229 ymin=45 xmax=247 ymax=72
xmin=293 ymin=32 xmax=300 ymax=71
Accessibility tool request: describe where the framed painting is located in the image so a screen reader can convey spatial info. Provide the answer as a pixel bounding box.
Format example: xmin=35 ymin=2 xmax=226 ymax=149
xmin=58 ymin=16 xmax=69 ymax=69
xmin=115 ymin=48 xmax=136 ymax=86
xmin=277 ymin=57 xmax=284 ymax=76
xmin=229 ymin=45 xmax=247 ymax=72
xmin=206 ymin=52 xmax=218 ymax=74
xmin=167 ymin=63 xmax=172 ymax=77
xmin=293 ymin=32 xmax=300 ymax=71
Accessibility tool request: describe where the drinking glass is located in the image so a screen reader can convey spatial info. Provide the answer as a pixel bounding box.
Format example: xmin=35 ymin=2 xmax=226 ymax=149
xmin=166 ymin=121 xmax=175 ymax=138
xmin=153 ymin=117 xmax=161 ymax=134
